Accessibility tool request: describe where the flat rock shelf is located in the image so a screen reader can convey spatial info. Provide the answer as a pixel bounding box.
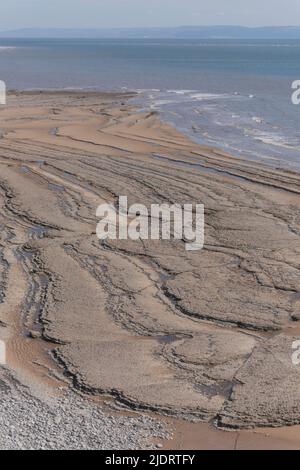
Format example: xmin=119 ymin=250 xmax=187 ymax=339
xmin=0 ymin=91 xmax=299 ymax=449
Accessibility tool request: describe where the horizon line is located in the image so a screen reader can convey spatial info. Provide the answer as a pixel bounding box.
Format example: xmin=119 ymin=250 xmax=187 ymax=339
xmin=2 ymin=25 xmax=300 ymax=32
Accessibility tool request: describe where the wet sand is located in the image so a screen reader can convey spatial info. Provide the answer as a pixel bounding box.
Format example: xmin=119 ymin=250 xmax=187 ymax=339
xmin=0 ymin=91 xmax=300 ymax=449
xmin=163 ymin=420 xmax=300 ymax=450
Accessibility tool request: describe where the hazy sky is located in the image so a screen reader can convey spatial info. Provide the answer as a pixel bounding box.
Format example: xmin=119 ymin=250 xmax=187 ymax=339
xmin=1 ymin=0 xmax=300 ymax=30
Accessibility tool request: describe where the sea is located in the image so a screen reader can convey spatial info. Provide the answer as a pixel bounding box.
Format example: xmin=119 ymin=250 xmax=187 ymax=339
xmin=0 ymin=38 xmax=300 ymax=170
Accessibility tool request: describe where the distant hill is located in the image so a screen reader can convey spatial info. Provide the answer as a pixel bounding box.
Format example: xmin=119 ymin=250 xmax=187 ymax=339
xmin=1 ymin=26 xmax=300 ymax=39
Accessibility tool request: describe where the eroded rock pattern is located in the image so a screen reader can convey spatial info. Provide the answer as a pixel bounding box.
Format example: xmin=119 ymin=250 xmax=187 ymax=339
xmin=0 ymin=91 xmax=299 ymax=428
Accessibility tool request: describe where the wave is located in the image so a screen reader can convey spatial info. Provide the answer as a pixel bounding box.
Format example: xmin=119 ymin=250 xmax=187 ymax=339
xmin=248 ymin=129 xmax=300 ymax=150
xmin=166 ymin=89 xmax=197 ymax=95
xmin=190 ymin=92 xmax=231 ymax=101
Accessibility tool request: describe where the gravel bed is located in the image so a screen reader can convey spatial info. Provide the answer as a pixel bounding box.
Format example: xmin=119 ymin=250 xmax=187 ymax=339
xmin=0 ymin=370 xmax=170 ymax=450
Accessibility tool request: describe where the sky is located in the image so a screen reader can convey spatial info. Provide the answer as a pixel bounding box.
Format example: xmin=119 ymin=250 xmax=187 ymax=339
xmin=1 ymin=0 xmax=300 ymax=30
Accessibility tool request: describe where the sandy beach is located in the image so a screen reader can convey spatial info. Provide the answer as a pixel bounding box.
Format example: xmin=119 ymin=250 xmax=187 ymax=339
xmin=0 ymin=90 xmax=300 ymax=449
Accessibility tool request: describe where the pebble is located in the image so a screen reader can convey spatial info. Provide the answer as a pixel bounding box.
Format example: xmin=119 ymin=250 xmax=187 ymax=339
xmin=0 ymin=370 xmax=170 ymax=450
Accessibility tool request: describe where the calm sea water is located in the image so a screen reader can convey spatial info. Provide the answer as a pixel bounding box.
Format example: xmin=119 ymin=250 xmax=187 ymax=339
xmin=0 ymin=38 xmax=300 ymax=170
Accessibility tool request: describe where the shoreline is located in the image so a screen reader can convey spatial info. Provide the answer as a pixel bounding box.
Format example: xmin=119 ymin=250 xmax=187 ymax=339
xmin=0 ymin=90 xmax=300 ymax=449
xmin=8 ymin=88 xmax=300 ymax=175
